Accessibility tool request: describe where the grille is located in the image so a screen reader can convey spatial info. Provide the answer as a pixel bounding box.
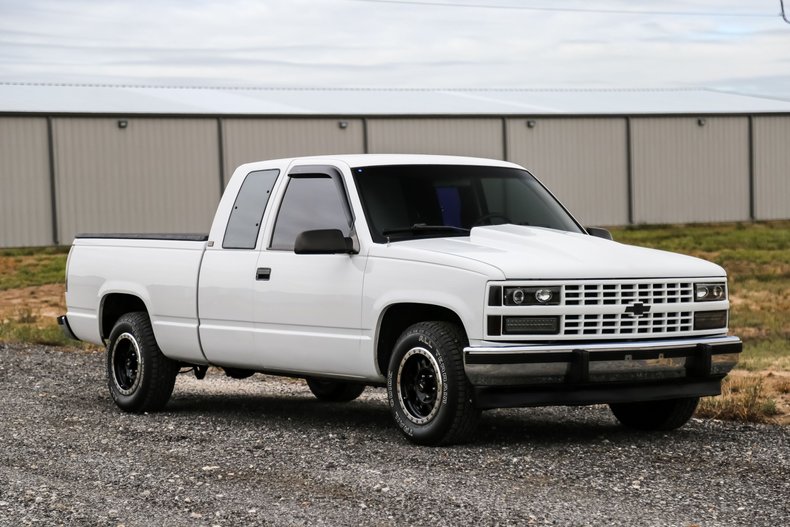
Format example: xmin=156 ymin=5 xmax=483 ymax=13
xmin=486 ymin=279 xmax=713 ymax=339
xmin=564 ymin=312 xmax=693 ymax=336
xmin=564 ymin=282 xmax=693 ymax=306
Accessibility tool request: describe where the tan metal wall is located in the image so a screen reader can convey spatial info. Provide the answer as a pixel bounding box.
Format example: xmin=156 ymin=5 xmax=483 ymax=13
xmin=3 ymin=113 xmax=788 ymax=248
xmin=221 ymin=118 xmax=365 ymax=184
xmin=753 ymin=116 xmax=790 ymax=220
xmin=367 ymin=118 xmax=503 ymax=158
xmin=506 ymin=118 xmax=629 ymax=226
xmin=631 ymin=117 xmax=750 ymax=224
xmin=0 ymin=117 xmax=53 ymax=247
xmin=53 ymin=118 xmax=221 ymax=244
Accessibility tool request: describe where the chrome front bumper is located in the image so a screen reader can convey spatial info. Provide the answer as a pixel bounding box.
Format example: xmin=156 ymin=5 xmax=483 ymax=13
xmin=464 ymin=335 xmax=741 ymax=387
xmin=465 ymin=336 xmax=742 ymax=409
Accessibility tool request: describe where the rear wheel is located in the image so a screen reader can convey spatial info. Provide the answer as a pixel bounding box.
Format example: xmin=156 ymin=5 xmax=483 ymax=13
xmin=223 ymin=367 xmax=256 ymax=380
xmin=387 ymin=321 xmax=480 ymax=446
xmin=609 ymin=397 xmax=700 ymax=431
xmin=305 ymin=378 xmax=365 ymax=402
xmin=106 ymin=312 xmax=179 ymax=413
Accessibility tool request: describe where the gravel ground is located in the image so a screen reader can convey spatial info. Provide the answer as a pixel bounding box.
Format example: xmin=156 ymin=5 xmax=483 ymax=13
xmin=1 ymin=343 xmax=788 ymax=527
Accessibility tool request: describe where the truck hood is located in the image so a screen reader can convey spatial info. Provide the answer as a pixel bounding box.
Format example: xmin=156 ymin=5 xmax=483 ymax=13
xmin=380 ymin=225 xmax=725 ymax=280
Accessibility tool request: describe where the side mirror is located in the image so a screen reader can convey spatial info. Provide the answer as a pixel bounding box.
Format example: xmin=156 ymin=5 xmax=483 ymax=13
xmin=294 ymin=229 xmax=355 ymax=254
xmin=586 ymin=227 xmax=613 ymax=241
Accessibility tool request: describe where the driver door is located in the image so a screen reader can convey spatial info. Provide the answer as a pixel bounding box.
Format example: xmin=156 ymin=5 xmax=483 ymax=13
xmin=252 ymin=165 xmax=369 ymax=378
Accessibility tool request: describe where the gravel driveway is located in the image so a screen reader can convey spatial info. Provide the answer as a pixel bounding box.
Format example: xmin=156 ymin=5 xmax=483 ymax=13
xmin=1 ymin=343 xmax=788 ymax=526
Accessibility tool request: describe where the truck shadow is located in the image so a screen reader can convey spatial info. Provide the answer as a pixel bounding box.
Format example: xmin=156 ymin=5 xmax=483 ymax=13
xmin=475 ymin=409 xmax=689 ymax=447
xmin=166 ymin=391 xmax=393 ymax=430
xmin=161 ymin=389 xmax=699 ymax=447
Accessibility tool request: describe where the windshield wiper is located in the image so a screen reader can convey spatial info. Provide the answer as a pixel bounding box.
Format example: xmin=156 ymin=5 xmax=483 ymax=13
xmin=382 ymin=224 xmax=471 ymax=237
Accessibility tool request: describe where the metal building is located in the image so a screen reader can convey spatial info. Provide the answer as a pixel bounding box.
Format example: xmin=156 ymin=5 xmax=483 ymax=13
xmin=1 ymin=84 xmax=789 ymax=248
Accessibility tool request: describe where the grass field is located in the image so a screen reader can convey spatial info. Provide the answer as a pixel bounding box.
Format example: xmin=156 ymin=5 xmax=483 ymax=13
xmin=0 ymin=246 xmax=70 ymax=291
xmin=610 ymin=221 xmax=790 ymax=372
xmin=1 ymin=221 xmax=788 ymax=422
xmin=0 ymin=246 xmax=73 ymax=346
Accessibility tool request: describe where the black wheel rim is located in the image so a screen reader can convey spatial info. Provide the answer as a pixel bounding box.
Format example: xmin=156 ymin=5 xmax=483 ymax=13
xmin=111 ymin=333 xmax=142 ymax=396
xmin=397 ymin=347 xmax=444 ymax=425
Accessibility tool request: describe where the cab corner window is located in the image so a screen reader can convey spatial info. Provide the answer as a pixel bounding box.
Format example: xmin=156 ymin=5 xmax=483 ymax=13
xmin=222 ymin=169 xmax=279 ymax=249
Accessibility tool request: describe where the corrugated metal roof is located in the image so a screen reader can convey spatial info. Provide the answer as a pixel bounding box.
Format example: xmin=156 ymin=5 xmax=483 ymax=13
xmin=1 ymin=83 xmax=789 ymax=116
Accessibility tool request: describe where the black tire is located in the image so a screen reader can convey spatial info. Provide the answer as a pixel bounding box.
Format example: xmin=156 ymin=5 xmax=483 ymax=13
xmin=609 ymin=397 xmax=700 ymax=431
xmin=223 ymin=367 xmax=256 ymax=380
xmin=305 ymin=378 xmax=365 ymax=402
xmin=387 ymin=321 xmax=480 ymax=446
xmin=106 ymin=312 xmax=179 ymax=413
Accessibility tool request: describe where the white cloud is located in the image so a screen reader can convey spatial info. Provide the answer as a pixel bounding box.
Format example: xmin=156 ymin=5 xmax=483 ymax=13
xmin=0 ymin=0 xmax=787 ymax=97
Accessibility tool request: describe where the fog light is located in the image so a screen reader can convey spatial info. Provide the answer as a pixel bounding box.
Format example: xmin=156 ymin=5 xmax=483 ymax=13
xmin=503 ymin=316 xmax=559 ymax=335
xmin=695 ymin=282 xmax=726 ymax=302
xmin=694 ymin=310 xmax=727 ymax=330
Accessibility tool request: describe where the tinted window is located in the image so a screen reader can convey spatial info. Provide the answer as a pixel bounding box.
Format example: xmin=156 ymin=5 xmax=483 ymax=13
xmin=480 ymin=177 xmax=575 ymax=230
xmin=353 ymin=164 xmax=582 ymax=242
xmin=223 ymin=169 xmax=279 ymax=249
xmin=270 ymin=176 xmax=353 ymax=250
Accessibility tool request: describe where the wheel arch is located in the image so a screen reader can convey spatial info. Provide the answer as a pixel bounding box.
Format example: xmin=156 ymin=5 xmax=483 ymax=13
xmin=375 ymin=302 xmax=467 ymax=377
xmin=100 ymin=293 xmax=149 ymax=340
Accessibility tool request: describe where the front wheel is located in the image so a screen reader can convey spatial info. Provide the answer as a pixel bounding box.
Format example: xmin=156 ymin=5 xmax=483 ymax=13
xmin=387 ymin=321 xmax=480 ymax=446
xmin=609 ymin=397 xmax=700 ymax=431
xmin=106 ymin=312 xmax=179 ymax=413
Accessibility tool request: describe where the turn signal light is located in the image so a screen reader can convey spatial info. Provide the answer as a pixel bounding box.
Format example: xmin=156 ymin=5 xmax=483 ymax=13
xmin=694 ymin=310 xmax=728 ymax=330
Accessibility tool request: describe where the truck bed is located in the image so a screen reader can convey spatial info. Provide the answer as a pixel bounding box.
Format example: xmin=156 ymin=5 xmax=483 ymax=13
xmin=75 ymin=233 xmax=208 ymax=241
xmin=66 ymin=235 xmax=208 ymax=364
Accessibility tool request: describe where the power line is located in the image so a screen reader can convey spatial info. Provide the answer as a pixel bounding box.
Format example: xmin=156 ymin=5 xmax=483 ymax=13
xmin=0 ymin=82 xmax=716 ymax=92
xmin=348 ymin=0 xmax=777 ymax=18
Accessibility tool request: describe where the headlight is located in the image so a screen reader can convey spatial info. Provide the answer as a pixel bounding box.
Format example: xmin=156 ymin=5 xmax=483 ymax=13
xmin=694 ymin=282 xmax=726 ymax=302
xmin=503 ymin=286 xmax=561 ymax=306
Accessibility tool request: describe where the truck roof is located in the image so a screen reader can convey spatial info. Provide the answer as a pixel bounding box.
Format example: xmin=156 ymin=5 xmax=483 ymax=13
xmin=238 ymin=154 xmax=522 ymax=171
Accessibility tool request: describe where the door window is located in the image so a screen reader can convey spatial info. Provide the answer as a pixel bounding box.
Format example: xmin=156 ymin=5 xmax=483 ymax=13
xmin=270 ymin=175 xmax=353 ymax=250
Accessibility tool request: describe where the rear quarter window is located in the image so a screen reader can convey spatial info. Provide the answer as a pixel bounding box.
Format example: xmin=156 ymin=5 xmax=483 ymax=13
xmin=223 ymin=169 xmax=279 ymax=249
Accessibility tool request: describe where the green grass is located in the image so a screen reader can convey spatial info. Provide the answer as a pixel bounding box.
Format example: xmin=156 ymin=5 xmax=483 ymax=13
xmin=697 ymin=374 xmax=780 ymax=423
xmin=611 ymin=221 xmax=790 ymax=251
xmin=728 ymin=339 xmax=790 ymax=372
xmin=0 ymin=246 xmax=72 ymax=346
xmin=0 ymin=321 xmax=72 ymax=347
xmin=0 ymin=246 xmax=69 ymax=291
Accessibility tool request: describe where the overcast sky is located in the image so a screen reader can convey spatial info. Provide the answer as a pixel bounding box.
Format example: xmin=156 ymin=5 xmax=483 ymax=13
xmin=0 ymin=0 xmax=788 ymax=98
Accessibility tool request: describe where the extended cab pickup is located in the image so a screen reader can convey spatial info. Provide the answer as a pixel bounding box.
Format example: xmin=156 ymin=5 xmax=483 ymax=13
xmin=60 ymin=154 xmax=741 ymax=445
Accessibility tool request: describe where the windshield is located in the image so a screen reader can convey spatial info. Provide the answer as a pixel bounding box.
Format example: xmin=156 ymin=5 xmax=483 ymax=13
xmin=352 ymin=164 xmax=583 ymax=242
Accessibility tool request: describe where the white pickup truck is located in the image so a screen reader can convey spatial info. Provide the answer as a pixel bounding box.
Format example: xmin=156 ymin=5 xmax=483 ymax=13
xmin=60 ymin=154 xmax=741 ymax=445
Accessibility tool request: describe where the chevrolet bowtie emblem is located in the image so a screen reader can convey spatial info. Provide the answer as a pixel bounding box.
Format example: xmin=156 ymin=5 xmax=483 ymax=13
xmin=624 ymin=302 xmax=651 ymax=318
